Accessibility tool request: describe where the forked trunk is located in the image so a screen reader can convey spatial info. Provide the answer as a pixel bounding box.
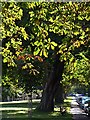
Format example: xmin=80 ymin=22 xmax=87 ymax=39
xmin=37 ymin=54 xmax=64 ymax=111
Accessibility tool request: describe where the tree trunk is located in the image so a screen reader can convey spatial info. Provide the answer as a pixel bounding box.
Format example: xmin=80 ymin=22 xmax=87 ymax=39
xmin=55 ymin=83 xmax=64 ymax=104
xmin=37 ymin=54 xmax=64 ymax=112
xmin=88 ymin=84 xmax=90 ymax=97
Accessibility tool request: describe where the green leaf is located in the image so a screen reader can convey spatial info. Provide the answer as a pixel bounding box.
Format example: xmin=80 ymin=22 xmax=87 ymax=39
xmin=34 ymin=41 xmax=39 ymax=45
xmin=78 ymin=16 xmax=83 ymax=20
xmin=22 ymin=65 xmax=27 ymax=69
xmin=86 ymin=16 xmax=90 ymax=21
xmin=3 ymin=58 xmax=7 ymax=63
xmin=49 ymin=17 xmax=53 ymax=22
xmin=74 ymin=31 xmax=79 ymax=35
xmin=51 ymin=45 xmax=54 ymax=50
xmin=34 ymin=41 xmax=41 ymax=46
xmin=43 ymin=49 xmax=48 ymax=58
xmin=70 ymin=57 xmax=74 ymax=62
xmin=51 ymin=42 xmax=57 ymax=47
xmin=34 ymin=48 xmax=40 ymax=56
xmin=64 ymin=57 xmax=67 ymax=61
xmin=79 ymin=36 xmax=84 ymax=39
xmin=70 ymin=75 xmax=73 ymax=79
xmin=40 ymin=50 xmax=43 ymax=56
xmin=15 ymin=51 xmax=20 ymax=56
xmin=69 ymin=1 xmax=72 ymax=6
xmin=74 ymin=62 xmax=77 ymax=68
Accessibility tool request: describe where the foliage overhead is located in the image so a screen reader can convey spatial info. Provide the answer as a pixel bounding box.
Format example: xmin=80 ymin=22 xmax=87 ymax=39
xmin=1 ymin=2 xmax=90 ymax=96
xmin=1 ymin=2 xmax=90 ymax=65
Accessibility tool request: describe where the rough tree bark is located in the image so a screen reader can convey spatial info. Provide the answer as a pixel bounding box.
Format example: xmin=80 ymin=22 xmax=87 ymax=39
xmin=55 ymin=83 xmax=64 ymax=104
xmin=37 ymin=54 xmax=64 ymax=112
xmin=88 ymin=83 xmax=90 ymax=97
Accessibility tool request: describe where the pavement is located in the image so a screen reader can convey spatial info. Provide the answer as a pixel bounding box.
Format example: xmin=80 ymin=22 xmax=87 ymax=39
xmin=70 ymin=97 xmax=90 ymax=120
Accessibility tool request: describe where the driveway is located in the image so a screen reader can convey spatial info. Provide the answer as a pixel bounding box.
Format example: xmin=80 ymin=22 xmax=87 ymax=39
xmin=70 ymin=97 xmax=90 ymax=120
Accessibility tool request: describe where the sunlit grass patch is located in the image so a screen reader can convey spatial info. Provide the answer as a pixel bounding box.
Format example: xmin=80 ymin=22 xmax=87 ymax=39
xmin=1 ymin=97 xmax=72 ymax=119
xmin=7 ymin=110 xmax=27 ymax=115
xmin=31 ymin=97 xmax=72 ymax=120
xmin=63 ymin=97 xmax=73 ymax=113
xmin=54 ymin=107 xmax=60 ymax=112
xmin=50 ymin=111 xmax=60 ymax=116
xmin=64 ymin=97 xmax=72 ymax=103
xmin=1 ymin=107 xmax=28 ymax=111
xmin=2 ymin=110 xmax=28 ymax=118
xmin=0 ymin=100 xmax=28 ymax=105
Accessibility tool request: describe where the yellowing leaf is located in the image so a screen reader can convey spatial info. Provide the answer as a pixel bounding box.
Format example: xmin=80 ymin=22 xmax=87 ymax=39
xmin=22 ymin=65 xmax=27 ymax=69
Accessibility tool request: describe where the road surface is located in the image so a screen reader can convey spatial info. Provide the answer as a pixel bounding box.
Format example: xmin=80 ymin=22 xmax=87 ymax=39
xmin=70 ymin=97 xmax=90 ymax=120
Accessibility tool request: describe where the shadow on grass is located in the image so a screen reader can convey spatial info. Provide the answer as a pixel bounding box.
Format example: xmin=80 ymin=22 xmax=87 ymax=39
xmin=2 ymin=117 xmax=29 ymax=119
xmin=2 ymin=108 xmax=72 ymax=120
xmin=2 ymin=110 xmax=29 ymax=119
xmin=63 ymin=102 xmax=71 ymax=107
xmin=2 ymin=103 xmax=28 ymax=108
xmin=31 ymin=109 xmax=72 ymax=120
xmin=1 ymin=97 xmax=72 ymax=120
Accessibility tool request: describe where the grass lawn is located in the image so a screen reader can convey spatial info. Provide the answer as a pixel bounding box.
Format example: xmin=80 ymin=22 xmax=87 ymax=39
xmin=0 ymin=97 xmax=72 ymax=120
